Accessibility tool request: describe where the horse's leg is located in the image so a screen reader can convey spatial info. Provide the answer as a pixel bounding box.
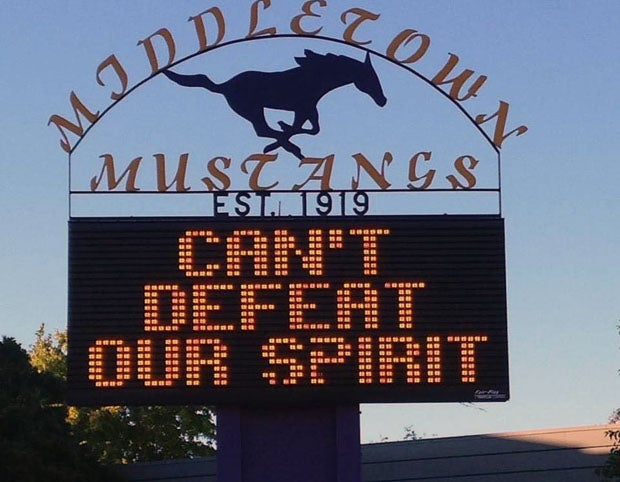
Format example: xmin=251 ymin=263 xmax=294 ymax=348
xmin=278 ymin=107 xmax=320 ymax=136
xmin=264 ymin=137 xmax=304 ymax=160
xmin=245 ymin=111 xmax=304 ymax=160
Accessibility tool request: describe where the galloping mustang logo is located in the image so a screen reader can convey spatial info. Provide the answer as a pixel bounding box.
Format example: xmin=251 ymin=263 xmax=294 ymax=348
xmin=163 ymin=49 xmax=387 ymax=160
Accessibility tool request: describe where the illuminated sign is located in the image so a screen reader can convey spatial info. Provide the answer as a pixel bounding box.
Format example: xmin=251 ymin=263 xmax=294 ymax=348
xmin=68 ymin=215 xmax=509 ymax=405
xmin=53 ymin=2 xmax=520 ymax=413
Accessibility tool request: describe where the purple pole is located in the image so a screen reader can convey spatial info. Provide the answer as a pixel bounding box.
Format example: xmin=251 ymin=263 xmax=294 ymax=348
xmin=217 ymin=405 xmax=361 ymax=482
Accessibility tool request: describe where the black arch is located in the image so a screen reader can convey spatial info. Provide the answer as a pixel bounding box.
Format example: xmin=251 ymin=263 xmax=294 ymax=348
xmin=69 ymin=34 xmax=499 ymax=155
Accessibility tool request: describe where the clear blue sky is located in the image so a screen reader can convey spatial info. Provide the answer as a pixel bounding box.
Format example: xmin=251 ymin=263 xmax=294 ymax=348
xmin=1 ymin=1 xmax=618 ymax=442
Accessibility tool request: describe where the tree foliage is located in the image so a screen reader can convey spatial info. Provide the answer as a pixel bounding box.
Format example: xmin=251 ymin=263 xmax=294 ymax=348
xmin=29 ymin=325 xmax=216 ymax=464
xmin=30 ymin=324 xmax=67 ymax=379
xmin=0 ymin=336 xmax=121 ymax=482
xmin=598 ymin=325 xmax=620 ymax=481
xmin=599 ymin=419 xmax=620 ymax=481
xmin=68 ymin=405 xmax=216 ymax=463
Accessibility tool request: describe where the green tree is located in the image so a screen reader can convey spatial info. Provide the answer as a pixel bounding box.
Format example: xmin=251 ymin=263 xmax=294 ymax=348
xmin=0 ymin=336 xmax=121 ymax=482
xmin=598 ymin=325 xmax=620 ymax=481
xmin=30 ymin=324 xmax=67 ymax=379
xmin=68 ymin=405 xmax=216 ymax=463
xmin=598 ymin=414 xmax=620 ymax=481
xmin=30 ymin=325 xmax=216 ymax=464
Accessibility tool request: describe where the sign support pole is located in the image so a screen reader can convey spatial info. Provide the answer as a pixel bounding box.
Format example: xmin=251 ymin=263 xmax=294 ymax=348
xmin=217 ymin=405 xmax=361 ymax=482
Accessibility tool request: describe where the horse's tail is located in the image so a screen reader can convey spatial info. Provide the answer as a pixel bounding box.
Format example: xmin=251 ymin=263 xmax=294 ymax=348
xmin=163 ymin=70 xmax=222 ymax=93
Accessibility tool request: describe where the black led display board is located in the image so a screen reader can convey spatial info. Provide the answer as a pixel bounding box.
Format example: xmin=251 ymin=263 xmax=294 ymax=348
xmin=67 ymin=215 xmax=509 ymax=406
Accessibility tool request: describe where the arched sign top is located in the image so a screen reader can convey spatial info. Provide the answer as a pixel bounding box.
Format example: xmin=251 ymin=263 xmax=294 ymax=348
xmin=53 ymin=4 xmax=529 ymax=218
xmin=70 ymin=34 xmax=499 ymax=156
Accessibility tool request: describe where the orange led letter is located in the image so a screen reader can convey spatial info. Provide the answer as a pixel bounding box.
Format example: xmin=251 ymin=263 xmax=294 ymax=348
xmin=329 ymin=229 xmax=344 ymax=249
xmin=144 ymin=284 xmax=187 ymax=332
xmin=88 ymin=339 xmax=132 ymax=387
xmin=192 ymin=284 xmax=235 ymax=332
xmin=384 ymin=281 xmax=426 ymax=329
xmin=378 ymin=336 xmax=421 ymax=384
xmin=137 ymin=339 xmax=181 ymax=387
xmin=289 ymin=283 xmax=331 ymax=330
xmin=240 ymin=283 xmax=282 ymax=331
xmin=227 ymin=230 xmax=269 ymax=276
xmin=309 ymin=336 xmax=351 ymax=384
xmin=447 ymin=335 xmax=488 ymax=383
xmin=358 ymin=336 xmax=374 ymax=384
xmin=349 ymin=228 xmax=391 ymax=275
xmin=261 ymin=337 xmax=304 ymax=385
xmin=275 ymin=229 xmax=324 ymax=276
xmin=426 ymin=336 xmax=442 ymax=383
xmin=336 ymin=282 xmax=379 ymax=329
xmin=179 ymin=230 xmax=221 ymax=277
xmin=186 ymin=338 xmax=228 ymax=386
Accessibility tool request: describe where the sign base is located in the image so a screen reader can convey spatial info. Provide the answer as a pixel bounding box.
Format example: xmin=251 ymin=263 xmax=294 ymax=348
xmin=217 ymin=405 xmax=361 ymax=482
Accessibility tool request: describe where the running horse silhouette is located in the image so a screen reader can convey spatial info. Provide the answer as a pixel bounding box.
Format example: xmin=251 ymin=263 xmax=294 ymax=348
xmin=163 ymin=49 xmax=387 ymax=159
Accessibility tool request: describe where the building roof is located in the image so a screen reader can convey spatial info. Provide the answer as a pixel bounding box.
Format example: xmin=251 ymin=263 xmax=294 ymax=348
xmin=116 ymin=425 xmax=616 ymax=482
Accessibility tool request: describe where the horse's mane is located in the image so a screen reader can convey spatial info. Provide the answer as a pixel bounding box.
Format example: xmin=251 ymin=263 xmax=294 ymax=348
xmin=294 ymin=49 xmax=358 ymax=70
